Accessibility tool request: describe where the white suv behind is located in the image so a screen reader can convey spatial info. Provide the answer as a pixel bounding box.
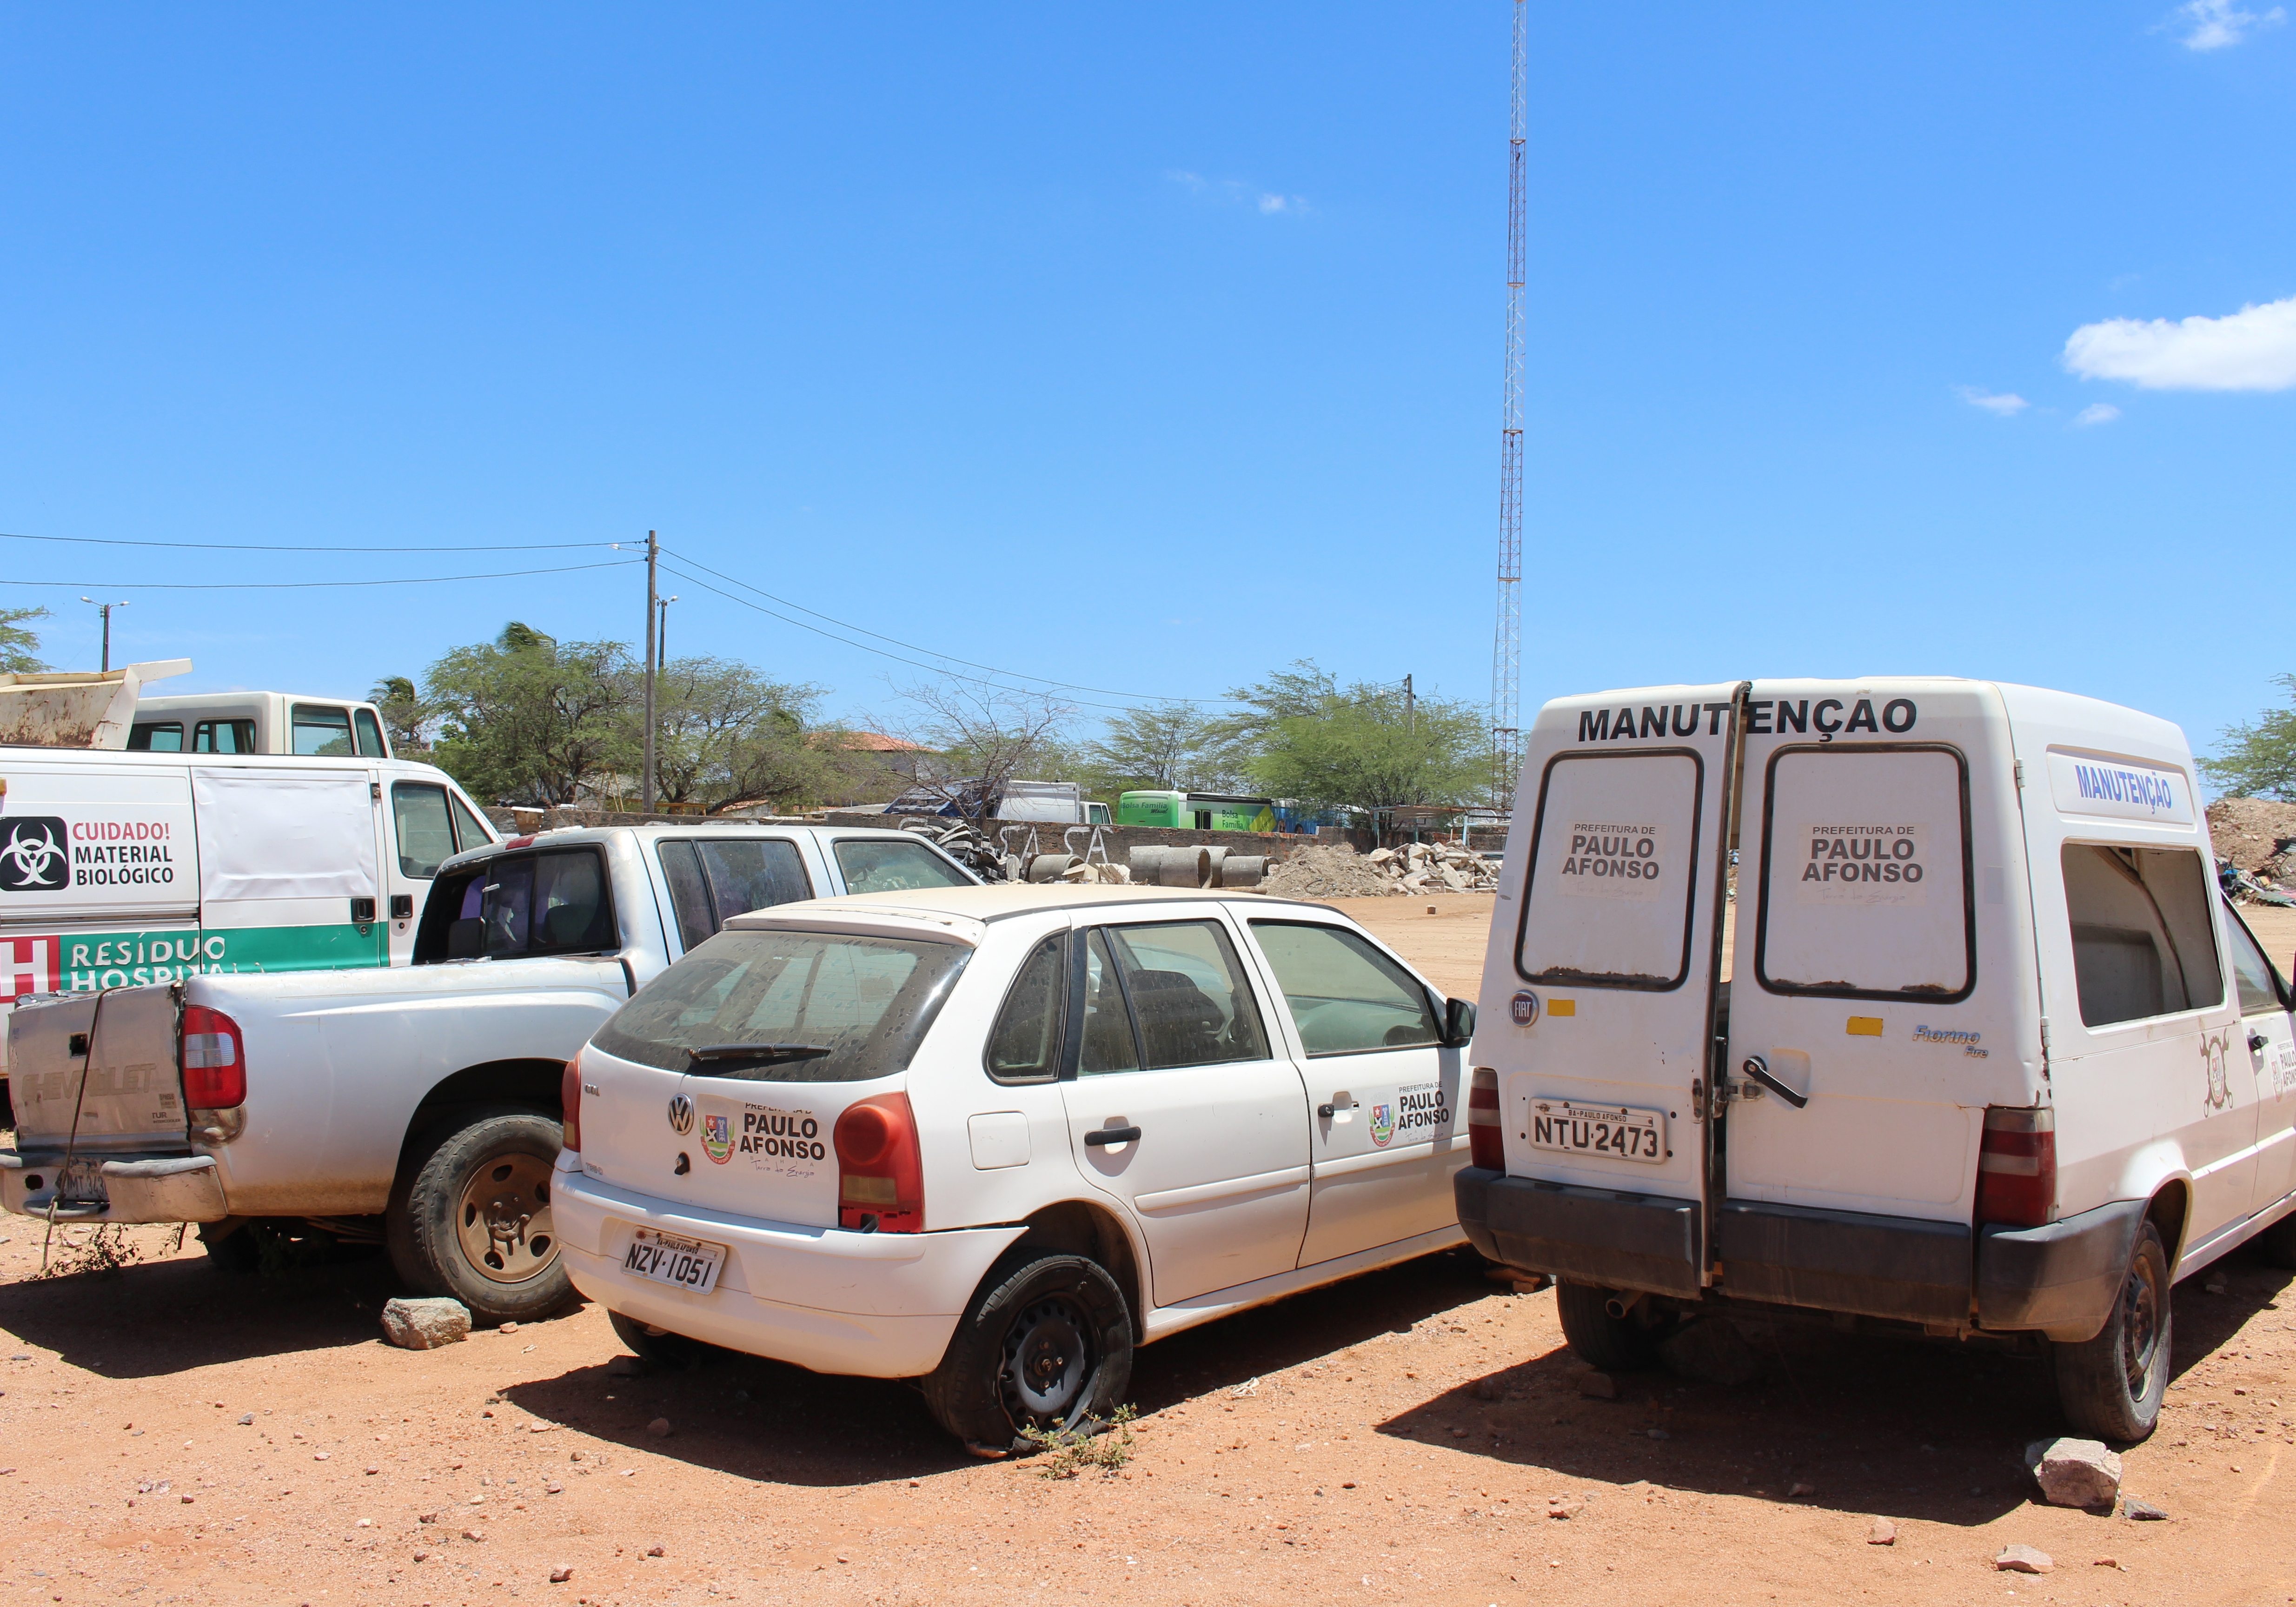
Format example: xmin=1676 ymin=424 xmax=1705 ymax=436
xmin=552 ymin=884 xmax=1479 ymax=1451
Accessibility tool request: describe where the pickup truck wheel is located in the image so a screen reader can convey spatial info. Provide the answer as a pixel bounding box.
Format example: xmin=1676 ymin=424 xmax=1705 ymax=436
xmin=921 ymin=1252 xmax=1131 ymax=1453
xmin=2052 ymin=1220 xmax=2170 ymax=1443
xmin=1554 ymin=1281 xmax=1673 ymax=1371
xmin=387 ymin=1106 xmax=573 ymax=1324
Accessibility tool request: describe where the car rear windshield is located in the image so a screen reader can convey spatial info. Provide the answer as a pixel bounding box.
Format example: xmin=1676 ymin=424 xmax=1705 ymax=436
xmin=592 ymin=929 xmax=971 ymax=1082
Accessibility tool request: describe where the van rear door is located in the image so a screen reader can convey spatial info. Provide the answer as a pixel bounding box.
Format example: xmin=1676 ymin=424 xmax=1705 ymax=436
xmin=1719 ymin=679 xmax=2035 ymax=1324
xmin=1480 ymin=683 xmax=1745 ymax=1296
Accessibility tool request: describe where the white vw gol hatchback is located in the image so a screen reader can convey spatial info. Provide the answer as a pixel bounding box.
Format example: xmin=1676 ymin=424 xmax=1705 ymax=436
xmin=551 ymin=884 xmax=1480 ymax=1450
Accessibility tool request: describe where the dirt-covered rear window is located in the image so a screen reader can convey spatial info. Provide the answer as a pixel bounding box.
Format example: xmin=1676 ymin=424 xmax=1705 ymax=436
xmin=592 ymin=929 xmax=970 ymax=1082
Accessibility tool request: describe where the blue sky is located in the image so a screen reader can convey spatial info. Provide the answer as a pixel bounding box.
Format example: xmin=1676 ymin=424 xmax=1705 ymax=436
xmin=2 ymin=4 xmax=2291 ymax=763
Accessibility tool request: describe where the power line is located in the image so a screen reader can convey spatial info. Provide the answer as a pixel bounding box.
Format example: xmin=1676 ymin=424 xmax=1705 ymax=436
xmin=0 ymin=531 xmax=619 ymax=554
xmin=656 ymin=546 xmax=1214 ymax=708
xmin=6 ymin=559 xmax=642 ymax=591
xmin=654 ymin=558 xmax=1187 ymax=714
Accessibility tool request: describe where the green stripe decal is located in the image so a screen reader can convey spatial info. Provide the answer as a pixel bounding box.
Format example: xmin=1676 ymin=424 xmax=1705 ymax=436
xmin=59 ymin=924 xmax=386 ymax=991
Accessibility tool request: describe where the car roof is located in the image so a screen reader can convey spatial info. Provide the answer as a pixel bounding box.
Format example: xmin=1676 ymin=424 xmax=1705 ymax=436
xmin=431 ymin=820 xmax=958 ymax=874
xmin=722 ymin=883 xmax=1338 ymax=932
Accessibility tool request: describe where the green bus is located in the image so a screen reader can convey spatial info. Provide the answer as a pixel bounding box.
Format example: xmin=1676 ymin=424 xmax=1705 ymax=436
xmin=1116 ymin=791 xmax=1277 ymax=833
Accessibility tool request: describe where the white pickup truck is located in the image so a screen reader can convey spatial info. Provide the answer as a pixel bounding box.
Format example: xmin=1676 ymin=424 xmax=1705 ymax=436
xmin=0 ymin=822 xmax=978 ymax=1321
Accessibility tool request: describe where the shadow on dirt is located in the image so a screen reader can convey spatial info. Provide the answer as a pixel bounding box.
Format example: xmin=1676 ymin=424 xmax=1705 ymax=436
xmin=498 ymin=1249 xmax=1499 ymax=1488
xmin=0 ymin=1239 xmax=405 ymax=1378
xmin=1375 ymin=1248 xmax=2293 ymax=1530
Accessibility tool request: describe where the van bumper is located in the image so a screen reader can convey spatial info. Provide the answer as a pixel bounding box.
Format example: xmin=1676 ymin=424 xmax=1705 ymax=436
xmin=553 ymin=1157 xmax=1027 ymax=1379
xmin=0 ymin=1150 xmax=228 ymax=1224
xmin=1717 ymin=1199 xmax=1971 ymax=1326
xmin=1974 ymin=1199 xmax=2146 ymax=1343
xmin=1454 ymin=1167 xmax=1702 ymax=1297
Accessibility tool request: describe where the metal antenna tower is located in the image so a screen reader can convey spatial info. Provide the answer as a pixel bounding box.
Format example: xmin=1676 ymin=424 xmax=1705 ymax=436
xmin=1490 ymin=0 xmax=1526 ymax=805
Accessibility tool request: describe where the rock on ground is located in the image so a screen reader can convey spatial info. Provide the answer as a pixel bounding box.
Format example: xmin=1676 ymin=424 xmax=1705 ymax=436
xmin=2026 ymin=1437 xmax=2123 ymax=1508
xmin=1995 ymin=1544 xmax=2054 ymax=1574
xmin=1866 ymin=1517 xmax=1897 ymax=1545
xmin=380 ymin=1297 xmax=471 ymax=1350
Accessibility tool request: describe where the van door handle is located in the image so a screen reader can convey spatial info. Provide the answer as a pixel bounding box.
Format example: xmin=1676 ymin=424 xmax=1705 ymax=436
xmin=1740 ymin=1055 xmax=1809 ymax=1109
xmin=1085 ymin=1125 xmax=1142 ymax=1147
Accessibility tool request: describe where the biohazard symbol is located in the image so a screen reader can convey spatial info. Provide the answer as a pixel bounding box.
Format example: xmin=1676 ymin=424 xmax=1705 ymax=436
xmin=0 ymin=820 xmax=68 ymax=892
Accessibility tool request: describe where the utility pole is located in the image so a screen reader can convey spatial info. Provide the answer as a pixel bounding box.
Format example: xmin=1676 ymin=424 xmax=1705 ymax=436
xmin=80 ymin=597 xmax=128 ymax=672
xmin=1491 ymin=0 xmax=1527 ymax=807
xmin=642 ymin=531 xmax=658 ymax=814
xmin=1404 ymin=673 xmax=1415 ymax=736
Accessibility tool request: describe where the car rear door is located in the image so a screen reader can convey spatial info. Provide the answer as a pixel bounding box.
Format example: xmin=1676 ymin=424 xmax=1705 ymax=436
xmin=1056 ymin=910 xmax=1311 ymax=1306
xmin=1480 ymin=683 xmax=1745 ymax=1297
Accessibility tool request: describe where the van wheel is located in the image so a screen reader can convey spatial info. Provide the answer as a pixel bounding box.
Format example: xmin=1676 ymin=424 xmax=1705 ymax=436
xmin=386 ymin=1105 xmax=573 ymax=1325
xmin=2053 ymin=1220 xmax=2170 ymax=1443
xmin=1555 ymin=1282 xmax=1673 ymax=1371
xmin=606 ymin=1310 xmax=712 ymax=1370
xmin=921 ymin=1252 xmax=1132 ymax=1452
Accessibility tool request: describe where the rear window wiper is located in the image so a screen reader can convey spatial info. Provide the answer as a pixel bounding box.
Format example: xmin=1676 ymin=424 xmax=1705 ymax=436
xmin=685 ymin=1043 xmax=833 ymax=1066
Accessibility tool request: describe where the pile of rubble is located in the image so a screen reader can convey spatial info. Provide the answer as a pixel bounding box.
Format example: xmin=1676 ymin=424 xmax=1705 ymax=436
xmin=2207 ymin=797 xmax=2296 ymax=907
xmin=1261 ymin=841 xmax=1501 ymax=900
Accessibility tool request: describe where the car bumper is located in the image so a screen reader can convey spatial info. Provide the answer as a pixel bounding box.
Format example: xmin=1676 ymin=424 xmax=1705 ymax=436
xmin=1974 ymin=1199 xmax=2146 ymax=1343
xmin=552 ymin=1155 xmax=1027 ymax=1379
xmin=0 ymin=1149 xmax=228 ymax=1224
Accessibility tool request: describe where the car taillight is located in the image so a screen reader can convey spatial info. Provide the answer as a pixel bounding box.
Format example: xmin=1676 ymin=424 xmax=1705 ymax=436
xmin=834 ymin=1092 xmax=924 ymax=1233
xmin=1976 ymin=1105 xmax=2056 ymax=1229
xmin=180 ymin=1004 xmax=246 ymax=1109
xmin=559 ymin=1052 xmax=584 ymax=1154
xmin=1467 ymin=1066 xmax=1505 ymax=1171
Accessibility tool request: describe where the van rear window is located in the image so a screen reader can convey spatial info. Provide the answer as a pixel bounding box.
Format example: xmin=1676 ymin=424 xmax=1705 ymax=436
xmin=594 ymin=930 xmax=970 ymax=1082
xmin=1753 ymin=746 xmax=1973 ymax=1001
xmin=1516 ymin=750 xmax=1704 ymax=990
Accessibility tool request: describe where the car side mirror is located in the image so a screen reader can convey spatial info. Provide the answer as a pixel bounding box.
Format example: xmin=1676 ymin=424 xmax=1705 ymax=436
xmin=1443 ymin=996 xmax=1477 ymax=1047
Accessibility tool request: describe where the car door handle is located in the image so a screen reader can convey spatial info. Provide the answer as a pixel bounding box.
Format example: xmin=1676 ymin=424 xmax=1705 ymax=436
xmin=1317 ymin=1100 xmax=1359 ymax=1118
xmin=1084 ymin=1125 xmax=1143 ymax=1147
xmin=1740 ymin=1055 xmax=1809 ymax=1110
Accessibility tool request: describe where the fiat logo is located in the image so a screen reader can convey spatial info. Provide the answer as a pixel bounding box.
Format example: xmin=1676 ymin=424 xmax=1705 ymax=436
xmin=666 ymin=1093 xmax=695 ymax=1135
xmin=1509 ymin=990 xmax=1540 ymax=1027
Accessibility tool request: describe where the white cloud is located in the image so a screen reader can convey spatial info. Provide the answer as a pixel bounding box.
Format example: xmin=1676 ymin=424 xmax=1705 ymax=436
xmin=2169 ymin=0 xmax=2285 ymax=49
xmin=2063 ymin=294 xmax=2296 ymax=390
xmin=1957 ymin=386 xmax=2030 ymax=416
xmin=2073 ymin=403 xmax=2122 ymax=426
xmin=1167 ymin=171 xmax=1308 ymax=217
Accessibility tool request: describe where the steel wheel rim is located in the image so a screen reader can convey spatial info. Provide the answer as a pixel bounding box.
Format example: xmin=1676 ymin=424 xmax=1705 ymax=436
xmin=998 ymin=1293 xmax=1093 ymax=1427
xmin=454 ymin=1151 xmax=557 ymax=1286
xmin=2120 ymin=1250 xmax=2163 ymax=1399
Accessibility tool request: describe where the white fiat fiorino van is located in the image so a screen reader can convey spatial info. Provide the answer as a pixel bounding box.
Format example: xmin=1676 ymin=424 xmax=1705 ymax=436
xmin=553 ymin=883 xmax=1479 ymax=1452
xmin=1455 ymin=678 xmax=2296 ymax=1443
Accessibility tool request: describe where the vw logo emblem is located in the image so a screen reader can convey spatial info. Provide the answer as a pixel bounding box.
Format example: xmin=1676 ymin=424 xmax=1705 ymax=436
xmin=666 ymin=1094 xmax=695 ymax=1135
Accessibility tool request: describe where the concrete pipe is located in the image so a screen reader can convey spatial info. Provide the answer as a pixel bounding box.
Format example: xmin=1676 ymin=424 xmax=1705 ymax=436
xmin=1216 ymin=854 xmax=1266 ymax=888
xmin=1158 ymin=847 xmax=1210 ymax=887
xmin=1201 ymin=846 xmax=1229 ymax=887
xmin=1128 ymin=846 xmax=1170 ymax=881
xmin=1026 ymin=853 xmax=1078 ymax=883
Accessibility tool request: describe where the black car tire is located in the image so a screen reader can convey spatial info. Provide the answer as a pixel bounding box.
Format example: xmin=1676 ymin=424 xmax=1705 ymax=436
xmin=922 ymin=1252 xmax=1132 ymax=1451
xmin=1554 ymin=1280 xmax=1673 ymax=1371
xmin=386 ymin=1105 xmax=573 ymax=1325
xmin=2053 ymin=1219 xmax=2170 ymax=1443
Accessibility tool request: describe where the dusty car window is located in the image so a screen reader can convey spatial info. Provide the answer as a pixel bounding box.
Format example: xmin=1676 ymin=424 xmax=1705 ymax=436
xmin=985 ymin=934 xmax=1065 ymax=1083
xmin=595 ymin=930 xmax=969 ymax=1083
xmin=449 ymin=848 xmax=616 ymax=959
xmin=1754 ymin=746 xmax=1973 ymax=1002
xmin=1518 ymin=750 xmax=1702 ymax=990
xmin=2063 ymin=844 xmax=2224 ymax=1027
xmin=392 ymin=783 xmax=457 ymax=878
xmin=1251 ymin=921 xmax=1439 ymax=1056
xmin=2225 ymin=907 xmax=2286 ymax=1016
xmin=832 ymin=839 xmax=973 ymax=894
xmin=1100 ymin=921 xmax=1269 ymax=1072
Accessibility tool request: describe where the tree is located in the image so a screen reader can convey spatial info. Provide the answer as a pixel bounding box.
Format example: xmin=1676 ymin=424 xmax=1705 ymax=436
xmin=647 ymin=657 xmax=852 ymax=813
xmin=424 ymin=623 xmax=637 ymax=806
xmin=1 ymin=605 xmax=50 ymax=674
xmin=368 ymin=676 xmax=427 ymax=751
xmin=2202 ymin=676 xmax=2296 ymax=799
xmin=1077 ymin=702 xmax=1237 ymax=798
xmin=1233 ymin=667 xmax=1489 ymax=814
xmin=873 ymin=679 xmax=1075 ymax=819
